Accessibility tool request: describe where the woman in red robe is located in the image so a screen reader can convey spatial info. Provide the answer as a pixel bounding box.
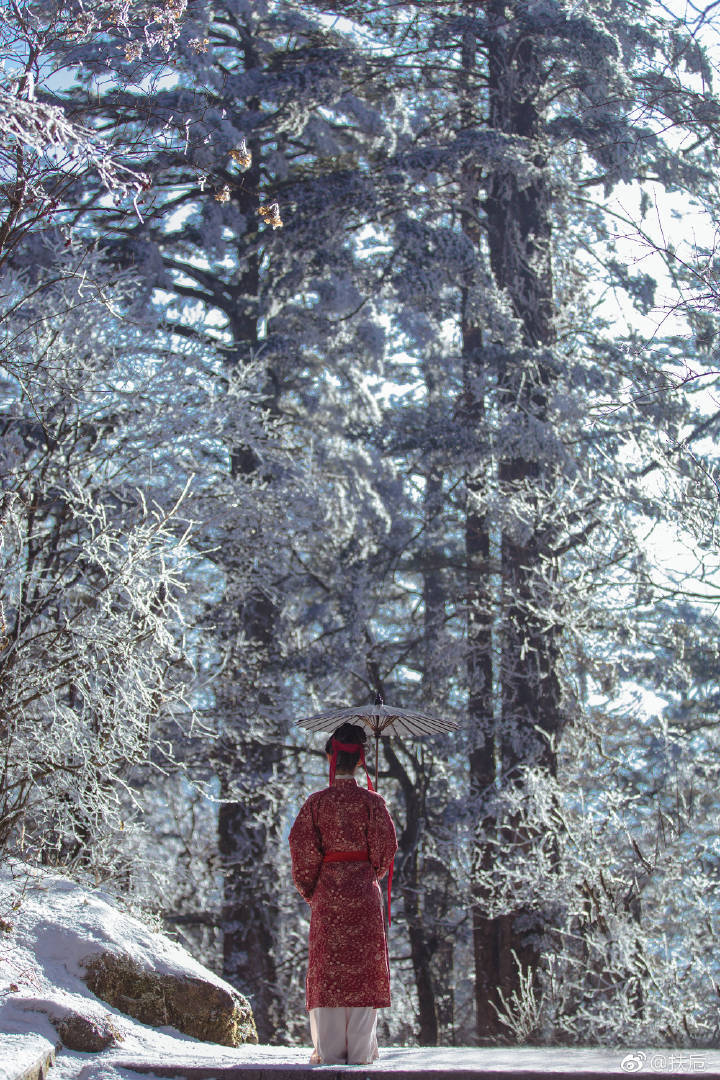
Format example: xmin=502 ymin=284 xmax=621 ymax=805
xmin=289 ymin=722 xmax=398 ymax=1065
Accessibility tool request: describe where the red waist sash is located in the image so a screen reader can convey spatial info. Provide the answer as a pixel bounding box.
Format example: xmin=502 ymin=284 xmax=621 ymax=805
xmin=322 ymin=850 xmax=394 ymax=926
xmin=323 ymin=850 xmax=369 ymax=864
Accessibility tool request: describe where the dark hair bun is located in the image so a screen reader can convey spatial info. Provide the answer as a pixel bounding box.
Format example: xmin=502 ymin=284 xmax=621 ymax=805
xmin=327 ymin=722 xmax=367 ymax=747
xmin=325 ymin=722 xmax=367 ymax=773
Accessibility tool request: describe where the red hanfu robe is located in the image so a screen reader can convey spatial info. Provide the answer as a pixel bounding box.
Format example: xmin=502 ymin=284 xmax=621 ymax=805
xmin=289 ymin=776 xmax=398 ymax=1010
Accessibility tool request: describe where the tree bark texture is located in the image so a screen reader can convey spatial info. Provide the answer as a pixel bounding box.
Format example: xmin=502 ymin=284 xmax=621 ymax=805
xmin=215 ymin=110 xmax=284 ymax=1039
xmin=466 ymin=0 xmax=564 ymax=1041
xmin=366 ymin=661 xmax=447 ymax=1045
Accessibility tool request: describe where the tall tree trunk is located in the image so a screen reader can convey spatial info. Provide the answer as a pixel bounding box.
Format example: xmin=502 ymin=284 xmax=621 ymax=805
xmin=484 ymin=3 xmax=560 ymax=771
xmin=464 ymin=313 xmax=501 ymax=1041
xmin=420 ymin=361 xmax=455 ymax=1043
xmin=215 ymin=121 xmax=284 ymax=1040
xmin=472 ymin=0 xmax=562 ymax=1041
xmin=462 ymin=0 xmax=565 ymax=1040
xmin=457 ymin=14 xmax=506 ymax=1042
xmin=366 ymin=661 xmax=440 ymax=1044
xmin=218 ymin=723 xmax=282 ymax=1039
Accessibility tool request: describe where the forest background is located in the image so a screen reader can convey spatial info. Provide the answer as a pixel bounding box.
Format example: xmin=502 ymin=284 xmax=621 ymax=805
xmin=3 ymin=0 xmax=720 ymax=1050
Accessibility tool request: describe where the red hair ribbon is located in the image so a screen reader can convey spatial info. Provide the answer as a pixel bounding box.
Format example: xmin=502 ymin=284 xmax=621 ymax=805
xmin=387 ymin=858 xmax=393 ymax=926
xmin=329 ymin=739 xmax=375 ymax=792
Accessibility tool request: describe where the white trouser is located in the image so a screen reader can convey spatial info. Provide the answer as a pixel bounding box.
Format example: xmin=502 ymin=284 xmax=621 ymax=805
xmin=309 ymin=1006 xmax=379 ymax=1065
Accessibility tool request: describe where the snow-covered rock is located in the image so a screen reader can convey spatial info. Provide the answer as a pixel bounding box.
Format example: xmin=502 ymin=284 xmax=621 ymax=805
xmin=82 ymin=950 xmax=256 ymax=1046
xmin=54 ymin=1010 xmax=123 ymax=1052
xmin=0 ymin=860 xmax=257 ymax=1060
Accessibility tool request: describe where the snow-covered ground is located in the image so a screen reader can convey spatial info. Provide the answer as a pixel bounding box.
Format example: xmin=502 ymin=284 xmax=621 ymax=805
xmin=4 ymin=860 xmax=720 ymax=1080
xmin=0 ymin=859 xmax=272 ymax=1079
xmin=21 ymin=1041 xmax=720 ymax=1079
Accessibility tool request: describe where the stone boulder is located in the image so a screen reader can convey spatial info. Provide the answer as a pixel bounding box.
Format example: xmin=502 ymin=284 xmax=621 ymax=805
xmin=54 ymin=1010 xmax=123 ymax=1052
xmin=82 ymin=951 xmax=258 ymax=1047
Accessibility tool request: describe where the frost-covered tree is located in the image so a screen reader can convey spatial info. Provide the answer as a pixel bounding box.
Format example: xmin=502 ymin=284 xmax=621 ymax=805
xmin=0 ymin=0 xmax=228 ymax=873
xmin=44 ymin=0 xmax=403 ymax=1038
xmin=333 ymin=0 xmax=720 ymax=1043
xmin=0 ymin=0 xmax=190 ymax=266
xmin=0 ymin=248 xmax=196 ymax=871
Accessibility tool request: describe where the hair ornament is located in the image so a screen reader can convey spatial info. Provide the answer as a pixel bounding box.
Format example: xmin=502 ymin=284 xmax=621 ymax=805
xmin=329 ymin=737 xmax=375 ymax=791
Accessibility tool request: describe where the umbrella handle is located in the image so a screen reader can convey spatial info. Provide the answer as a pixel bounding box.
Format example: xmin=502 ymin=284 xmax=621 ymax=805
xmin=374 ymin=733 xmax=379 ymax=790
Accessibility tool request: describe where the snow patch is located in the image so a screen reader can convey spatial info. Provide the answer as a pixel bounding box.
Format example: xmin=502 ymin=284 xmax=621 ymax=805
xmin=0 ymin=860 xmax=255 ymax=1077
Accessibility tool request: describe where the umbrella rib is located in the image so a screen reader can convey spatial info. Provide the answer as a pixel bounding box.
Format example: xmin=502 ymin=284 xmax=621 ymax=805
xmin=409 ymin=716 xmax=432 ymax=734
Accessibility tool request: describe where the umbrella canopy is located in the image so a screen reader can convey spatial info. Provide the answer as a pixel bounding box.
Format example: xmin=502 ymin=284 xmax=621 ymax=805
xmin=298 ymin=702 xmax=458 ymax=738
xmin=296 ymin=702 xmax=459 ymax=787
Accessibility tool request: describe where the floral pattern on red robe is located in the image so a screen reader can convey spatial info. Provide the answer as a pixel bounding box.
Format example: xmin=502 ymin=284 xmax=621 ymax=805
xmin=289 ymin=776 xmax=398 ymax=1010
